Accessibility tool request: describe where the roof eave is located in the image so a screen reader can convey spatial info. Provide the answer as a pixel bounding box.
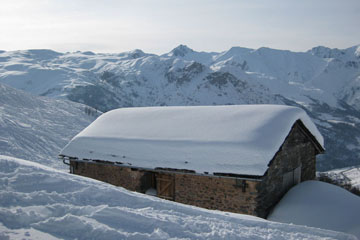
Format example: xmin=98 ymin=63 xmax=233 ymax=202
xmin=296 ymin=119 xmax=325 ymax=154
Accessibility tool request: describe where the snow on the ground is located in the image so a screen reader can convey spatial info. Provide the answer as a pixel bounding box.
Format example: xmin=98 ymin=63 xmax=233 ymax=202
xmin=268 ymin=180 xmax=360 ymax=239
xmin=0 ymin=83 xmax=98 ymax=170
xmin=340 ymin=167 xmax=360 ymax=188
xmin=0 ymin=155 xmax=355 ymax=240
xmin=61 ymin=105 xmax=323 ymax=176
xmin=323 ymin=166 xmax=360 ymax=189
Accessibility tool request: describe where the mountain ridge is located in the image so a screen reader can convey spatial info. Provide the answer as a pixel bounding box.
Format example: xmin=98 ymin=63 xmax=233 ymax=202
xmin=0 ymin=44 xmax=359 ymax=170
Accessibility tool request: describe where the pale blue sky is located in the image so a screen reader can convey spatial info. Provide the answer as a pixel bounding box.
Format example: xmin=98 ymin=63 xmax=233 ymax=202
xmin=0 ymin=0 xmax=359 ymax=54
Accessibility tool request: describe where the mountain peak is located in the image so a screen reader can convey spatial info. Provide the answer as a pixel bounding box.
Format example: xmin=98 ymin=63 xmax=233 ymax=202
xmin=345 ymin=44 xmax=360 ymax=58
xmin=128 ymin=49 xmax=145 ymax=58
xmin=308 ymin=46 xmax=349 ymax=59
xmin=26 ymin=49 xmax=63 ymax=58
xmin=170 ymin=44 xmax=194 ymax=57
xmin=309 ymin=45 xmax=360 ymax=59
xmin=355 ymin=45 xmax=360 ymax=57
xmin=309 ymin=46 xmax=332 ymax=57
xmin=226 ymin=46 xmax=253 ymax=55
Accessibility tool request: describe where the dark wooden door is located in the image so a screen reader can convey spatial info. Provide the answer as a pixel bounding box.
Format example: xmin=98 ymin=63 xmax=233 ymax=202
xmin=156 ymin=173 xmax=174 ymax=200
xmin=282 ymin=165 xmax=302 ymax=191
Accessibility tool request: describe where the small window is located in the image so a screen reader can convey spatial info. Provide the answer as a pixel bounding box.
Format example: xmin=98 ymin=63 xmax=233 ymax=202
xmin=235 ymin=179 xmax=248 ymax=192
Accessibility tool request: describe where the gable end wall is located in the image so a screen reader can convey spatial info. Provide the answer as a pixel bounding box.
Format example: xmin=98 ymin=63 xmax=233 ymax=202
xmin=69 ymin=161 xmax=147 ymax=192
xmin=256 ymin=121 xmax=317 ymax=218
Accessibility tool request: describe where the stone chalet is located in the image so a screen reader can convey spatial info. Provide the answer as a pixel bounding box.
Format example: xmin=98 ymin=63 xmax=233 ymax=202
xmin=59 ymin=105 xmax=324 ymax=218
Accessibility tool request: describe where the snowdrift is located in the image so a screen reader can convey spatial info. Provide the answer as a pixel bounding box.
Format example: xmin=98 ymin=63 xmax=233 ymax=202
xmin=0 ymin=155 xmax=355 ymax=240
xmin=268 ymin=180 xmax=360 ymax=239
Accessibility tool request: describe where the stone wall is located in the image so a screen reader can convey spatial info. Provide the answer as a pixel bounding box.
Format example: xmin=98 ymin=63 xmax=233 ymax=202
xmin=69 ymin=160 xmax=260 ymax=215
xmin=174 ymin=173 xmax=259 ymax=215
xmin=256 ymin=121 xmax=318 ymax=218
xmin=70 ymin=161 xmax=149 ymax=192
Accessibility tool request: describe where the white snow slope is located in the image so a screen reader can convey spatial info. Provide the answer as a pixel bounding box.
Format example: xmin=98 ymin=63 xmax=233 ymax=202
xmin=0 ymin=155 xmax=356 ymax=240
xmin=0 ymin=83 xmax=98 ymax=169
xmin=61 ymin=105 xmax=323 ymax=176
xmin=268 ymin=180 xmax=360 ymax=239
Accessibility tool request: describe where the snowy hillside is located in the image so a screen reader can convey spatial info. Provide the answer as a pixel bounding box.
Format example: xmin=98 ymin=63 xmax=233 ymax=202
xmin=0 ymin=45 xmax=360 ymax=170
xmin=268 ymin=180 xmax=360 ymax=239
xmin=319 ymin=166 xmax=360 ymax=191
xmin=0 ymin=155 xmax=356 ymax=240
xmin=0 ymin=83 xmax=98 ymax=169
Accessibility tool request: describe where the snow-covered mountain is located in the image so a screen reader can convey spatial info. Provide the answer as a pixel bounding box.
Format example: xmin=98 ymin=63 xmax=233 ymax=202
xmin=0 ymin=45 xmax=359 ymax=170
xmin=319 ymin=165 xmax=360 ymax=192
xmin=0 ymin=83 xmax=99 ymax=169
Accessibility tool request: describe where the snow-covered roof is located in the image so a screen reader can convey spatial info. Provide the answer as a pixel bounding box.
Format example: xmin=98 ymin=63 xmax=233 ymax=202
xmin=60 ymin=105 xmax=324 ymax=176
